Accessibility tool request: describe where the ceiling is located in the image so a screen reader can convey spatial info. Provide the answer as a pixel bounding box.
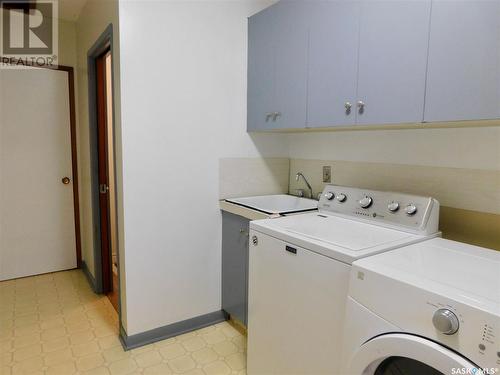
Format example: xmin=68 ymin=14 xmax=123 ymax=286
xmin=56 ymin=0 xmax=87 ymax=22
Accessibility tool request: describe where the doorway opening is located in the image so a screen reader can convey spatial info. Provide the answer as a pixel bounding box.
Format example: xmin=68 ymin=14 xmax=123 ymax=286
xmin=88 ymin=25 xmax=119 ymax=313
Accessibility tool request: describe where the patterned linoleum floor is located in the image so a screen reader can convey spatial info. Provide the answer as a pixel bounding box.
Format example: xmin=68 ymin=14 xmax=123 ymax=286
xmin=0 ymin=270 xmax=247 ymax=375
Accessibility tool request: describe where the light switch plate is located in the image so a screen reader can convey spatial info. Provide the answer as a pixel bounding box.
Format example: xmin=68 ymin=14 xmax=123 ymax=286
xmin=323 ymin=166 xmax=331 ymax=183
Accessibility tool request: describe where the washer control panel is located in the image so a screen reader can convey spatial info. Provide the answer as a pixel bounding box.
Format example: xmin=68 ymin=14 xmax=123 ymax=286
xmin=318 ymin=185 xmax=439 ymax=234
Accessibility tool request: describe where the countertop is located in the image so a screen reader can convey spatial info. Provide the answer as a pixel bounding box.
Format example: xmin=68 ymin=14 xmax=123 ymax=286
xmin=219 ymin=200 xmax=271 ymax=220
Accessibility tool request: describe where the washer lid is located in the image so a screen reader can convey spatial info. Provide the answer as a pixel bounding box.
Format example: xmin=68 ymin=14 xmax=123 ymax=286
xmin=353 ymin=237 xmax=500 ymax=310
xmin=284 ymin=213 xmax=413 ymax=251
xmin=250 ymin=213 xmax=427 ymax=264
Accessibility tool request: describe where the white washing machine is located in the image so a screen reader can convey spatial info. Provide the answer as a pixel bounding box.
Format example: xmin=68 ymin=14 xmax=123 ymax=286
xmin=247 ymin=185 xmax=440 ymax=375
xmin=342 ymin=238 xmax=500 ymax=375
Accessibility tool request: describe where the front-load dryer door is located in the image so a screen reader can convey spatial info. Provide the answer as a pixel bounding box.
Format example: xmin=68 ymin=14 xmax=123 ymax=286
xmin=345 ymin=333 xmax=482 ymax=375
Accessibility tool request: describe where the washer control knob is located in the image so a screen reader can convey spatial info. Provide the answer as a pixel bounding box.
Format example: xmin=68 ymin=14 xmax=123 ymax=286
xmin=388 ymin=201 xmax=400 ymax=212
xmin=359 ymin=196 xmax=373 ymax=209
xmin=405 ymin=204 xmax=418 ymax=216
xmin=432 ymin=309 xmax=459 ymax=335
xmin=324 ymin=192 xmax=335 ymax=200
xmin=336 ymin=193 xmax=347 ymax=203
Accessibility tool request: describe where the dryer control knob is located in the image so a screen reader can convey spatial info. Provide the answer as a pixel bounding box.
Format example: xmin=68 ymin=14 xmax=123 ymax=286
xmin=324 ymin=192 xmax=335 ymax=200
xmin=359 ymin=196 xmax=373 ymax=209
xmin=432 ymin=309 xmax=459 ymax=335
xmin=405 ymin=204 xmax=418 ymax=216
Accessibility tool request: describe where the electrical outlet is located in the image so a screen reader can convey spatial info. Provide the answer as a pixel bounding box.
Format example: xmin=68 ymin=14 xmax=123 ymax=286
xmin=323 ymin=166 xmax=331 ymax=183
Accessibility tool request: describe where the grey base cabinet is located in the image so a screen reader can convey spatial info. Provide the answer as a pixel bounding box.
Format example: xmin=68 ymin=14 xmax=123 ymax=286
xmin=222 ymin=212 xmax=250 ymax=326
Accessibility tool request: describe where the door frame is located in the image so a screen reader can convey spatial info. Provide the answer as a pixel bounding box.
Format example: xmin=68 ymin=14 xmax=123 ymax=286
xmin=87 ymin=25 xmax=120 ymax=300
xmin=0 ymin=57 xmax=82 ymax=268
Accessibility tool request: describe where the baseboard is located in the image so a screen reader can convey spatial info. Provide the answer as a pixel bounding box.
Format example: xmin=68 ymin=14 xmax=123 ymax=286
xmin=81 ymin=260 xmax=98 ymax=292
xmin=119 ymin=310 xmax=229 ymax=350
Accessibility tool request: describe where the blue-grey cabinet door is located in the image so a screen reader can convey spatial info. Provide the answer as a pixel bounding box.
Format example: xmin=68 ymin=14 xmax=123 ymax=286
xmin=307 ymin=1 xmax=360 ymax=128
xmin=272 ymin=1 xmax=309 ymax=130
xmin=222 ymin=212 xmax=250 ymax=325
xmin=247 ymin=1 xmax=308 ymax=131
xmin=355 ymin=1 xmax=431 ymax=125
xmin=424 ymin=1 xmax=500 ymax=122
xmin=247 ymin=5 xmax=276 ymax=131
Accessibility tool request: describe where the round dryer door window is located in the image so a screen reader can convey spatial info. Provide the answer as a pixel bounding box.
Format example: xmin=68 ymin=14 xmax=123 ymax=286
xmin=346 ymin=333 xmax=482 ymax=375
xmin=374 ymin=356 xmax=444 ymax=375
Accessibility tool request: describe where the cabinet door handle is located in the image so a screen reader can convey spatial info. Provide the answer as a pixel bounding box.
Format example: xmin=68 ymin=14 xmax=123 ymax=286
xmin=345 ymin=102 xmax=352 ymax=115
xmin=265 ymin=113 xmax=273 ymax=122
xmin=357 ymin=101 xmax=365 ymax=115
xmin=252 ymin=235 xmax=258 ymax=246
xmin=273 ymin=112 xmax=282 ymax=121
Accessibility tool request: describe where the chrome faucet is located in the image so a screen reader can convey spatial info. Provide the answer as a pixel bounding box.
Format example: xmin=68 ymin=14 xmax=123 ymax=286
xmin=295 ymin=172 xmax=313 ymax=199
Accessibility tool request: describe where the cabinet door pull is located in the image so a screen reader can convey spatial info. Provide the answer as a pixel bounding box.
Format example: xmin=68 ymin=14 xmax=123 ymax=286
xmin=345 ymin=102 xmax=352 ymax=115
xmin=357 ymin=101 xmax=365 ymax=114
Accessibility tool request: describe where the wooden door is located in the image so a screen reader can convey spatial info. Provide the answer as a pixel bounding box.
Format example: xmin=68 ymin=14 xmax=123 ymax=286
xmin=96 ymin=51 xmax=112 ymax=294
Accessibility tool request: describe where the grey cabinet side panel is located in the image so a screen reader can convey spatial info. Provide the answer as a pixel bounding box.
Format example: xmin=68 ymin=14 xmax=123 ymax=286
xmin=222 ymin=212 xmax=250 ymax=325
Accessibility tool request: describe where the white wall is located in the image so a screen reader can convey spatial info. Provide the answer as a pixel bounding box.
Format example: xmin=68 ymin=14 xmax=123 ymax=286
xmin=118 ymin=0 xmax=288 ymax=335
xmin=118 ymin=0 xmax=500 ymax=337
xmin=58 ymin=19 xmax=78 ymax=68
xmin=288 ymin=126 xmax=500 ymax=171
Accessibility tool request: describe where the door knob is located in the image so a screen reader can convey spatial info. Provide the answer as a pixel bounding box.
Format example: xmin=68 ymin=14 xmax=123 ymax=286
xmin=345 ymin=102 xmax=352 ymax=115
xmin=61 ymin=177 xmax=71 ymax=185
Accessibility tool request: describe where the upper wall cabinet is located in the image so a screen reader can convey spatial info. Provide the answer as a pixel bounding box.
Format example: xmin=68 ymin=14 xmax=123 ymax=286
xmin=355 ymin=1 xmax=431 ymax=125
xmin=307 ymin=1 xmax=431 ymax=128
xmin=307 ymin=1 xmax=360 ymax=128
xmin=248 ymin=0 xmax=500 ymax=132
xmin=247 ymin=2 xmax=309 ymax=131
xmin=247 ymin=5 xmax=275 ymax=132
xmin=424 ymin=1 xmax=500 ymax=122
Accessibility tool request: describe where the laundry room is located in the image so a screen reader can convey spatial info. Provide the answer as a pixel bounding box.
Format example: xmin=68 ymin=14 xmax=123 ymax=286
xmin=1 ymin=1 xmax=499 ymax=374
